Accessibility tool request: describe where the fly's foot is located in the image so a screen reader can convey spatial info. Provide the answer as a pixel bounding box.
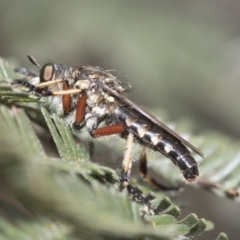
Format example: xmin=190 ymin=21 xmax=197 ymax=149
xmin=119 ymin=171 xmax=152 ymax=209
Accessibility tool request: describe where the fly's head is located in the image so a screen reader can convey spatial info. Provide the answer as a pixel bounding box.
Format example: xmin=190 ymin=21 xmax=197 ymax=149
xmin=15 ymin=56 xmax=126 ymax=115
xmin=39 ymin=63 xmax=73 ymax=87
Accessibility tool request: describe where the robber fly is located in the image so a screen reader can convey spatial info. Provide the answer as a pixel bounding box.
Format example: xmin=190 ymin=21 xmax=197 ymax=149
xmin=13 ymin=56 xmax=204 ymax=202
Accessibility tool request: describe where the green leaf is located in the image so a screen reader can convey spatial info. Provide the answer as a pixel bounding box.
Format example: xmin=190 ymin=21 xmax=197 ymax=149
xmin=215 ymin=232 xmax=229 ymax=240
xmin=185 ymin=218 xmax=207 ymax=238
xmin=145 ymin=214 xmax=176 ymax=225
xmin=0 ymin=105 xmax=45 ymax=158
xmin=150 ymin=197 xmax=172 ymax=213
xmin=0 ymin=214 xmax=76 ymax=240
xmin=41 ymin=107 xmax=89 ymax=161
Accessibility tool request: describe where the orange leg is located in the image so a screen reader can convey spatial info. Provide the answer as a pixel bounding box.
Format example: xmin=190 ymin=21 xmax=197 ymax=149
xmin=74 ymin=93 xmax=87 ymax=124
xmin=93 ymin=124 xmax=125 ymax=137
xmin=62 ymin=82 xmax=71 ymax=115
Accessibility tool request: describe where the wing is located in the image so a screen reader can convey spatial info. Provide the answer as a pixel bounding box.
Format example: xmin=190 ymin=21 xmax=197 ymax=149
xmin=102 ymin=83 xmax=204 ymax=158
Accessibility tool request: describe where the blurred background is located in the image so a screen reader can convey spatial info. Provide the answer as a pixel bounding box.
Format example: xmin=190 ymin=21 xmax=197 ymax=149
xmin=1 ymin=0 xmax=240 ymax=239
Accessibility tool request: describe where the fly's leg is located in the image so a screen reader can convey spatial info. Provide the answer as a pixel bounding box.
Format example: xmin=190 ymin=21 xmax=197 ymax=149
xmin=139 ymin=146 xmax=180 ymax=191
xmin=74 ymin=93 xmax=87 ymax=125
xmin=13 ymin=79 xmax=86 ymax=125
xmin=122 ymin=138 xmax=153 ymax=207
xmin=92 ymin=124 xmax=125 ymax=137
xmin=54 ymin=80 xmax=85 ymax=117
xmin=62 ymin=81 xmax=71 ymax=115
xmin=44 ymin=89 xmax=82 ymax=95
xmin=89 ymin=125 xmax=151 ymax=207
xmin=87 ymin=124 xmax=126 ymax=160
xmin=72 ymin=93 xmax=87 ymax=130
xmin=12 ymin=80 xmax=51 ymax=96
xmin=120 ymin=133 xmax=152 ymax=207
xmin=13 ymin=80 xmax=82 ymax=96
xmin=72 ymin=93 xmax=96 ymax=159
xmin=37 ymin=84 xmax=86 ymax=125
xmin=35 ymin=79 xmax=63 ymax=88
xmin=41 ymin=79 xmax=84 ymax=118
xmin=120 ymin=132 xmax=134 ymax=187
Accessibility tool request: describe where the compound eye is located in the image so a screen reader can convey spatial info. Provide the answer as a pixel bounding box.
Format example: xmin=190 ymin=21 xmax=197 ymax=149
xmin=40 ymin=64 xmax=55 ymax=82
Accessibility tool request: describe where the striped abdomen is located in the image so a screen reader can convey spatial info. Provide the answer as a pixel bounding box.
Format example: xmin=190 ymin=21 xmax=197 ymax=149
xmin=115 ymin=106 xmax=199 ymax=182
